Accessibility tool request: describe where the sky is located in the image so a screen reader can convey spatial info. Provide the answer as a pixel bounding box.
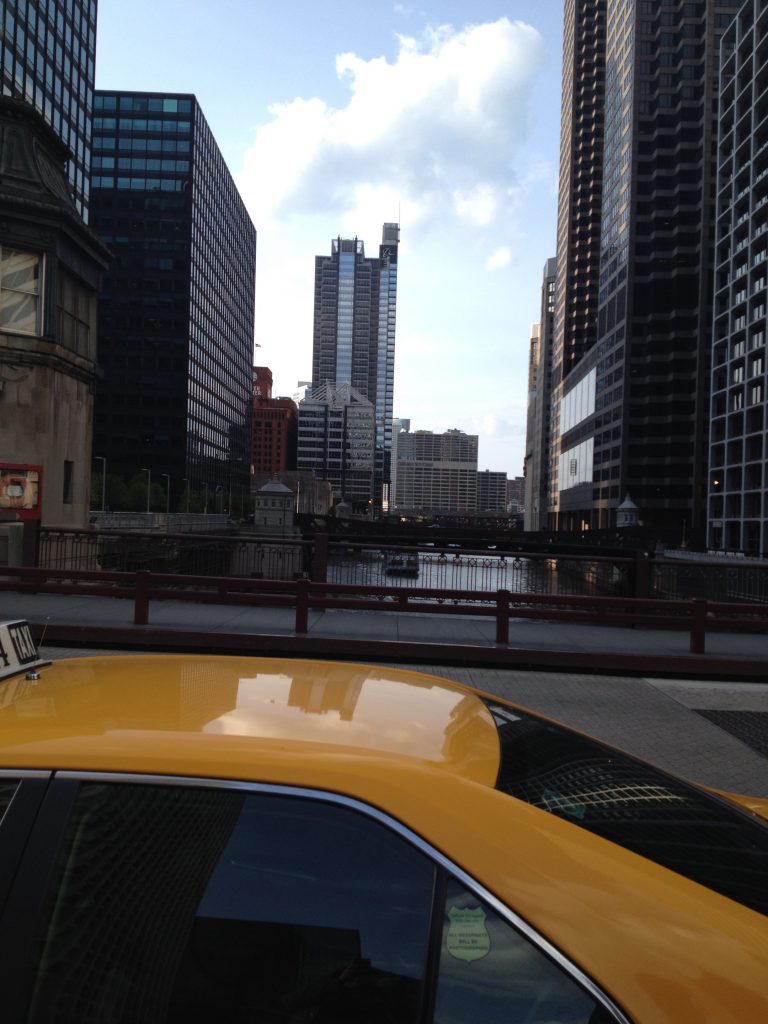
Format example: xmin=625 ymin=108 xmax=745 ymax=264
xmin=95 ymin=1 xmax=564 ymax=478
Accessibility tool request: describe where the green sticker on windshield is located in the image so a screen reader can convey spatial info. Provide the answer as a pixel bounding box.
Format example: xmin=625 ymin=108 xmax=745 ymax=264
xmin=446 ymin=906 xmax=491 ymax=962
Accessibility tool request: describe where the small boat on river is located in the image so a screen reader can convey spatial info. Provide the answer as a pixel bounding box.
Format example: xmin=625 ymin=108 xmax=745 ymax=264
xmin=383 ymin=551 xmax=420 ymax=577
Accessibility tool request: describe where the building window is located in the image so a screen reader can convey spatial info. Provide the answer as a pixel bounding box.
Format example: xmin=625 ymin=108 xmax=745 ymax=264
xmin=0 ymin=248 xmax=42 ymax=335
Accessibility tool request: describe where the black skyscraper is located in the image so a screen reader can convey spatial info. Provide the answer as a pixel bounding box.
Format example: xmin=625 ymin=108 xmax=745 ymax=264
xmin=90 ymin=91 xmax=256 ymax=508
xmin=0 ymin=0 xmax=97 ymax=219
xmin=551 ymin=1 xmax=740 ymax=537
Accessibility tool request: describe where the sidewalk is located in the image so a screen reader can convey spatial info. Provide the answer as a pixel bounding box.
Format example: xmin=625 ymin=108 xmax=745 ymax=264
xmin=4 ymin=588 xmax=768 ymax=678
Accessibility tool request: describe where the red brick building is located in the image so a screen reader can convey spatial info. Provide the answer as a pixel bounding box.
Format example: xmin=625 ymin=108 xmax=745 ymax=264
xmin=251 ymin=367 xmax=298 ymax=474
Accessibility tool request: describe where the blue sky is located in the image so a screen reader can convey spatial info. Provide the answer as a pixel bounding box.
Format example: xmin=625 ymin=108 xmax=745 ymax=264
xmin=95 ymin=1 xmax=564 ymax=477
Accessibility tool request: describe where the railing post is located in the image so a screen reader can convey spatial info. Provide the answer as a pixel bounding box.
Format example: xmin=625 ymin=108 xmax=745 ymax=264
xmin=690 ymin=598 xmax=707 ymax=654
xmin=311 ymin=531 xmax=328 ymax=583
xmin=496 ymin=589 xmax=510 ymax=645
xmin=295 ymin=577 xmax=309 ymax=634
xmin=634 ymin=551 xmax=651 ymax=599
xmin=134 ymin=570 xmax=151 ymax=625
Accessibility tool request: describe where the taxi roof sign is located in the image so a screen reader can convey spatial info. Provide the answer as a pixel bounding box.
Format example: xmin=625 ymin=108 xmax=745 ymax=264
xmin=0 ymin=621 xmax=47 ymax=680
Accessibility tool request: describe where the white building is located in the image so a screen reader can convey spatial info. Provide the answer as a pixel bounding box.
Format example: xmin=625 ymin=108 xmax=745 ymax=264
xmin=392 ymin=429 xmax=478 ymax=514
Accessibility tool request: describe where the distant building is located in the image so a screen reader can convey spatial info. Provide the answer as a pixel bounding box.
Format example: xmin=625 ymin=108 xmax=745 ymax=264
xmin=506 ymin=476 xmax=526 ymax=515
xmin=476 ymin=471 xmax=508 ymax=513
xmin=250 ymin=469 xmax=332 ymax=516
xmin=297 ymin=383 xmax=375 ymax=510
xmin=524 ymin=258 xmax=556 ymax=530
xmin=253 ymin=479 xmax=295 ymax=535
xmin=0 ymin=99 xmax=109 ymax=532
xmin=392 ymin=429 xmax=478 ymax=514
xmin=311 ymin=224 xmax=399 ymax=507
xmin=251 ymin=367 xmax=297 ymax=476
xmin=0 ymin=0 xmax=97 ymax=218
xmin=90 ymin=91 xmax=256 ymax=511
xmin=389 ymin=417 xmax=411 ymax=507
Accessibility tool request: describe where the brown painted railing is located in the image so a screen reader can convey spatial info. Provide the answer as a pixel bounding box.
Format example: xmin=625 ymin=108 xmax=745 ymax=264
xmin=2 ymin=565 xmax=768 ymax=655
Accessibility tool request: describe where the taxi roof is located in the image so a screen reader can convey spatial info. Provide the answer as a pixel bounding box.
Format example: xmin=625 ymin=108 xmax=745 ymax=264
xmin=0 ymin=655 xmax=501 ymax=784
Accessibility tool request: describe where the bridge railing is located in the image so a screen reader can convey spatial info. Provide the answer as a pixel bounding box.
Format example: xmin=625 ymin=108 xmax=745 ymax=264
xmin=29 ymin=528 xmax=768 ymax=604
xmin=2 ymin=564 xmax=767 ymax=656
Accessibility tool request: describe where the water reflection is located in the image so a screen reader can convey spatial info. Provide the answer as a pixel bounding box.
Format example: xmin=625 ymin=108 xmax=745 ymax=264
xmin=328 ymin=551 xmax=608 ymax=598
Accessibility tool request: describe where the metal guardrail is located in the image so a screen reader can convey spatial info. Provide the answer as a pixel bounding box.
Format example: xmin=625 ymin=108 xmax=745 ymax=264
xmin=39 ymin=528 xmax=309 ymax=579
xmin=32 ymin=529 xmax=768 ymax=604
xmin=2 ymin=565 xmax=767 ymax=656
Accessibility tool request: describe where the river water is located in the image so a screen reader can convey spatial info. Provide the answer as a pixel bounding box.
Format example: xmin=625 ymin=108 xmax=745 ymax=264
xmin=327 ymin=550 xmax=613 ymax=598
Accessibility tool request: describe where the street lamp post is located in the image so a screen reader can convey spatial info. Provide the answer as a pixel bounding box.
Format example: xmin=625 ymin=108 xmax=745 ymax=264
xmin=141 ymin=468 xmax=151 ymax=514
xmin=182 ymin=478 xmax=190 ymax=514
xmin=203 ymin=482 xmax=208 ymax=515
xmin=161 ymin=473 xmax=170 ymax=515
xmin=94 ymin=456 xmax=106 ymax=513
xmin=215 ymin=484 xmax=223 ymax=514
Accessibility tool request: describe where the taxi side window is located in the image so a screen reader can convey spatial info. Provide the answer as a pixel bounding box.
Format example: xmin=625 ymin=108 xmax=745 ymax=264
xmin=26 ymin=783 xmax=436 ymax=1023
xmin=0 ymin=780 xmax=19 ymax=823
xmin=433 ymin=877 xmax=613 ymax=1024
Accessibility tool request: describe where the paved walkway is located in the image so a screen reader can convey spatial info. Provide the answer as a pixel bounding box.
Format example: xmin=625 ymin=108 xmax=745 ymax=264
xmin=5 ymin=589 xmax=768 ymax=676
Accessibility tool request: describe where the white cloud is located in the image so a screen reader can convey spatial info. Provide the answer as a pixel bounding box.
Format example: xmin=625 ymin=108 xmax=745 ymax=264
xmin=235 ymin=17 xmax=550 ymax=476
xmin=237 ymin=18 xmax=545 ymax=236
xmin=486 ymin=246 xmax=512 ymax=270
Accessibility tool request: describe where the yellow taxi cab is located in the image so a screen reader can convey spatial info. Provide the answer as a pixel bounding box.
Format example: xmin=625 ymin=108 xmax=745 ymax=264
xmin=0 ymin=619 xmax=766 ymax=1023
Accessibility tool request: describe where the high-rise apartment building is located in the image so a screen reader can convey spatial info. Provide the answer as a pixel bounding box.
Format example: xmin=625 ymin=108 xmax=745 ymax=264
xmin=709 ymin=0 xmax=768 ymax=554
xmin=524 ymin=257 xmax=557 ymax=530
xmin=90 ymin=91 xmax=256 ymax=508
xmin=0 ymin=0 xmax=97 ymax=218
xmin=551 ymin=0 xmax=739 ymax=538
xmin=311 ymin=224 xmax=399 ymax=507
xmin=251 ymin=366 xmax=298 ymax=476
xmin=392 ymin=429 xmax=478 ymax=514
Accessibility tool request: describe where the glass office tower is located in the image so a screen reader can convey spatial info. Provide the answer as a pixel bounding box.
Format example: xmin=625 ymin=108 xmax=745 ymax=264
xmin=90 ymin=92 xmax=256 ymax=508
xmin=0 ymin=0 xmax=97 ymax=219
xmin=311 ymin=223 xmax=399 ymax=510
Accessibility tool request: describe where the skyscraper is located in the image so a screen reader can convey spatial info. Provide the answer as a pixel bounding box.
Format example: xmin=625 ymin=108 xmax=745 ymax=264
xmin=311 ymin=223 xmax=399 ymax=508
xmin=0 ymin=0 xmax=97 ymax=219
xmin=90 ymin=91 xmax=256 ymax=508
xmin=709 ymin=0 xmax=768 ymax=554
xmin=551 ymin=0 xmax=740 ymax=538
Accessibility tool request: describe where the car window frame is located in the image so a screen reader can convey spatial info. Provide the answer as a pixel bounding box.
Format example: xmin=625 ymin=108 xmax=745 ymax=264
xmin=0 ymin=770 xmax=52 ymax=916
xmin=0 ymin=771 xmax=632 ymax=1024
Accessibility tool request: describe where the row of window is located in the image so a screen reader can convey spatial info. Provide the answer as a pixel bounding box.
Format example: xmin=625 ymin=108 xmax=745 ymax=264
xmin=95 ymin=94 xmax=192 ymax=114
xmin=92 ymin=177 xmax=186 ymax=192
xmin=93 ymin=157 xmax=190 ymax=172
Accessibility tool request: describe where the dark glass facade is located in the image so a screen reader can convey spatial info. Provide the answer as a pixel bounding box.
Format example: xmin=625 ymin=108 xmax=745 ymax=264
xmin=552 ymin=0 xmax=740 ymax=537
xmin=90 ymin=92 xmax=256 ymax=507
xmin=709 ymin=0 xmax=768 ymax=554
xmin=0 ymin=0 xmax=97 ymax=219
